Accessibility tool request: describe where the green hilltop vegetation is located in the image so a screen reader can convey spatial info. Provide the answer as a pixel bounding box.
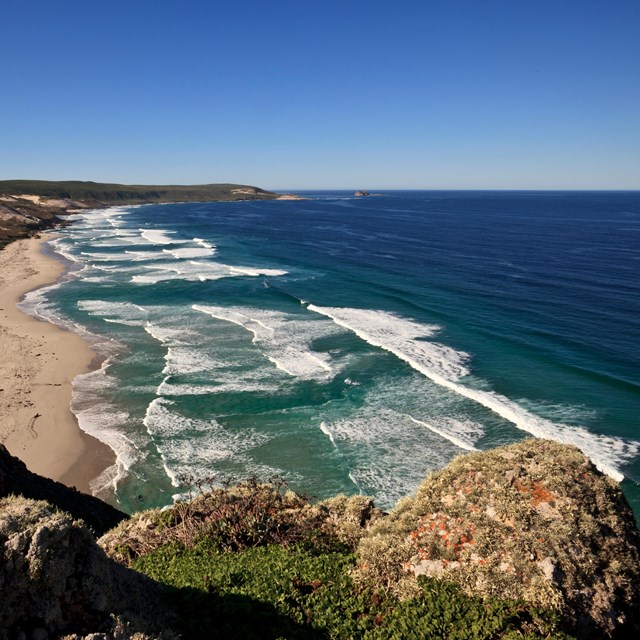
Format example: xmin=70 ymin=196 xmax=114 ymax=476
xmin=0 ymin=179 xmax=279 ymax=248
xmin=0 ymin=179 xmax=278 ymax=204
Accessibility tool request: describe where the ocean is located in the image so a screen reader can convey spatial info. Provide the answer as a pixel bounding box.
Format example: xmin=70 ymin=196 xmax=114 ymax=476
xmin=21 ymin=191 xmax=640 ymax=516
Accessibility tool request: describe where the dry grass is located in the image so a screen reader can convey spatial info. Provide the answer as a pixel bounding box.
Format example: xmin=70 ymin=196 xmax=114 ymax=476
xmin=100 ymin=477 xmax=383 ymax=566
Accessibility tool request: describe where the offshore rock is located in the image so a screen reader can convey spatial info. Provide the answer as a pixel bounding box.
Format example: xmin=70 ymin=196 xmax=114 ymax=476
xmin=356 ymin=439 xmax=640 ymax=639
xmin=0 ymin=496 xmax=171 ymax=639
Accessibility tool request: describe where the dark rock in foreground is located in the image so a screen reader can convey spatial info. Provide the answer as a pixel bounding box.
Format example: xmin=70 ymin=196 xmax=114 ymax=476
xmin=0 ymin=497 xmax=168 ymax=640
xmin=0 ymin=445 xmax=127 ymax=537
xmin=356 ymin=439 xmax=640 ymax=639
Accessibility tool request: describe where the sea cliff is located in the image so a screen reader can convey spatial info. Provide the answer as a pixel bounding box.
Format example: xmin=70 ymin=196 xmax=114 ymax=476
xmin=1 ymin=440 xmax=639 ymax=639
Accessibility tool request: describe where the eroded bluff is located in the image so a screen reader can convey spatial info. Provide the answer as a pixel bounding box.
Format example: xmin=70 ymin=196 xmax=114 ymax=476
xmin=356 ymin=439 xmax=640 ymax=639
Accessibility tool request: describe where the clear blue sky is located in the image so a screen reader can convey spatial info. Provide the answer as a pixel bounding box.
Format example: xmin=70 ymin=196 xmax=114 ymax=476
xmin=2 ymin=0 xmax=639 ymax=189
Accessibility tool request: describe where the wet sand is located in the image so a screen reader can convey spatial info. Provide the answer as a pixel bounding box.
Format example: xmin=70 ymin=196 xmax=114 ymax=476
xmin=0 ymin=234 xmax=114 ymax=492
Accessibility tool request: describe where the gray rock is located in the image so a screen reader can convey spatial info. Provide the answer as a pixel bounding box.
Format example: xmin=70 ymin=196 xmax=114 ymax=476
xmin=0 ymin=496 xmax=170 ymax=639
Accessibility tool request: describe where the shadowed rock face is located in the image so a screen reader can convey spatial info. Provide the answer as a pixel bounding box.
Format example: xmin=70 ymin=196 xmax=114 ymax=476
xmin=0 ymin=497 xmax=168 ymax=640
xmin=0 ymin=445 xmax=127 ymax=537
xmin=356 ymin=439 xmax=640 ymax=639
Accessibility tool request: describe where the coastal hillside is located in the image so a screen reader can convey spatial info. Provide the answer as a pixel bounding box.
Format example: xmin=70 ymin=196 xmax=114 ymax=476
xmin=1 ymin=440 xmax=639 ymax=639
xmin=0 ymin=180 xmax=278 ymax=204
xmin=0 ymin=180 xmax=280 ymax=248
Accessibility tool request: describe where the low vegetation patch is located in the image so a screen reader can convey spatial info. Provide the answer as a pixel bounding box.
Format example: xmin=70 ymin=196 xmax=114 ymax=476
xmin=100 ymin=477 xmax=382 ymax=566
xmin=133 ymin=543 xmax=574 ymax=640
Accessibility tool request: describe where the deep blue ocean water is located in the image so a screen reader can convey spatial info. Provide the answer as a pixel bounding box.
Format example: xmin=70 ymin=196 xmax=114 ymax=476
xmin=23 ymin=191 xmax=640 ymax=515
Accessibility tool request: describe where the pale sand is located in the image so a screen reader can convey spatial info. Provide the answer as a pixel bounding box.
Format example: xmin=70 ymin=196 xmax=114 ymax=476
xmin=0 ymin=235 xmax=115 ymax=492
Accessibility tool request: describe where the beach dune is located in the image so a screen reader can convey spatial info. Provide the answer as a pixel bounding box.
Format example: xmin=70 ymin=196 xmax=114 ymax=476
xmin=0 ymin=235 xmax=113 ymax=493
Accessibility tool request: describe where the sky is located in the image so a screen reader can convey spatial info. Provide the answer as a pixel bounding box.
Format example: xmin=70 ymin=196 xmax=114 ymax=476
xmin=1 ymin=0 xmax=639 ymax=190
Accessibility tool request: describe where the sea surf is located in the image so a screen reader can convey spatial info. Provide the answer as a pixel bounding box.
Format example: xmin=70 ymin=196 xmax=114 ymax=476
xmin=19 ymin=191 xmax=640 ymax=515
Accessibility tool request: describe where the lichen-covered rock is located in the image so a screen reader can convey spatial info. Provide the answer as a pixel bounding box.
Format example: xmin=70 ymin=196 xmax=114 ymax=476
xmin=356 ymin=439 xmax=640 ymax=639
xmin=0 ymin=496 xmax=172 ymax=639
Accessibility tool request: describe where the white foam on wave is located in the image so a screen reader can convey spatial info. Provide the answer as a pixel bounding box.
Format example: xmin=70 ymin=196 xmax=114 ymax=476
xmin=157 ymin=377 xmax=278 ymax=396
xmin=115 ymin=229 xmax=144 ymax=238
xmin=49 ymin=238 xmax=80 ymax=263
xmin=18 ymin=282 xmax=63 ymax=322
xmin=163 ymin=246 xmax=216 ymax=259
xmin=308 ymin=305 xmax=470 ymax=381
xmin=193 ymin=305 xmax=339 ymax=380
xmin=80 ymin=251 xmax=127 ymax=262
xmin=124 ymin=250 xmax=171 ymax=261
xmin=131 ymin=261 xmax=287 ymax=284
xmin=319 ymin=408 xmax=455 ymax=507
xmin=193 ymin=237 xmax=215 ymax=249
xmin=161 ymin=346 xmax=225 ymax=377
xmin=19 ymin=285 xmax=115 ymax=353
xmin=142 ymin=397 xmax=271 ymax=486
xmin=93 ymin=240 xmax=137 ymax=247
xmin=142 ymin=316 xmax=282 ymax=391
xmin=407 ymin=415 xmax=479 ymax=452
xmin=308 ymin=305 xmax=639 ymax=481
xmin=71 ymin=358 xmax=145 ymax=498
xmin=138 ymin=228 xmax=192 ymax=245
xmin=319 ymin=422 xmax=337 ymax=447
xmin=143 ymin=322 xmax=193 ymax=346
xmin=143 ymin=322 xmax=228 ymax=381
xmin=77 ymin=300 xmax=149 ymax=326
xmin=226 ymin=265 xmax=288 ymax=277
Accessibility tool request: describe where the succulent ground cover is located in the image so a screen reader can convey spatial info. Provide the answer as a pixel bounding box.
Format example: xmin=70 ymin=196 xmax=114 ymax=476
xmin=133 ymin=542 xmax=572 ymax=640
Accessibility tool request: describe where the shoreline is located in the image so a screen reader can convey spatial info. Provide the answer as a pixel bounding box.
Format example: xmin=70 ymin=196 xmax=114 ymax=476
xmin=0 ymin=233 xmax=115 ymax=493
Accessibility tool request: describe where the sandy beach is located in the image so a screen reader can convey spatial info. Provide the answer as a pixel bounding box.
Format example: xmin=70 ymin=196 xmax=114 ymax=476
xmin=0 ymin=234 xmax=114 ymax=493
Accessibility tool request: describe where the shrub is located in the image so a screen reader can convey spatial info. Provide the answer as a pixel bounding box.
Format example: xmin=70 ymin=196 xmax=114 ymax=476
xmin=100 ymin=477 xmax=381 ymax=566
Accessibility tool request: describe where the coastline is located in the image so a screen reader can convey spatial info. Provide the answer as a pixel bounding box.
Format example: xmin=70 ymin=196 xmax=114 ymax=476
xmin=0 ymin=234 xmax=115 ymax=493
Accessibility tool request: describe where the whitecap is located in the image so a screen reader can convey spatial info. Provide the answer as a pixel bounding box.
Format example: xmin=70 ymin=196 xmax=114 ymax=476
xmin=71 ymin=358 xmax=145 ymax=498
xmin=132 ymin=261 xmax=287 ymax=284
xmin=308 ymin=305 xmax=640 ymax=481
xmin=77 ymin=300 xmax=149 ymax=326
xmin=193 ymin=305 xmax=340 ymax=380
xmin=163 ymin=246 xmax=217 ymax=259
xmin=142 ymin=397 xmax=271 ymax=486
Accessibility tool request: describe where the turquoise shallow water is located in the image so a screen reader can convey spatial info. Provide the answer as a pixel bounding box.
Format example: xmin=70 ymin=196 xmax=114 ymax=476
xmin=23 ymin=191 xmax=640 ymax=515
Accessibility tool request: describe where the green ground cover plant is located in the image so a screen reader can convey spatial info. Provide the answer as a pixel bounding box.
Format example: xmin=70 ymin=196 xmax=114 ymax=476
xmin=133 ymin=543 xmax=575 ymax=640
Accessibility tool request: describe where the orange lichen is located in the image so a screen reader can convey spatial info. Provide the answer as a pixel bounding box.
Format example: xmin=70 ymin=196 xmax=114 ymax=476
xmin=513 ymin=479 xmax=556 ymax=507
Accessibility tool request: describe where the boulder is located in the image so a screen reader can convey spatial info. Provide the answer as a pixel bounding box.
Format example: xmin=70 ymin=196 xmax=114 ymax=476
xmin=0 ymin=496 xmax=170 ymax=639
xmin=356 ymin=439 xmax=640 ymax=639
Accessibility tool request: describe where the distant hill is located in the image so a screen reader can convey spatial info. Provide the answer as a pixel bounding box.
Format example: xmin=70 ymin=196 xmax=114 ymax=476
xmin=0 ymin=180 xmax=280 ymax=248
xmin=0 ymin=179 xmax=278 ymax=204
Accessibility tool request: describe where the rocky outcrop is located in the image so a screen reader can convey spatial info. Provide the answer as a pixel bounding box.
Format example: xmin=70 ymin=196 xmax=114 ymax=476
xmin=356 ymin=439 xmax=640 ymax=639
xmin=0 ymin=445 xmax=127 ymax=537
xmin=0 ymin=496 xmax=172 ymax=640
xmin=0 ymin=197 xmax=66 ymax=248
xmin=3 ymin=440 xmax=640 ymax=638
